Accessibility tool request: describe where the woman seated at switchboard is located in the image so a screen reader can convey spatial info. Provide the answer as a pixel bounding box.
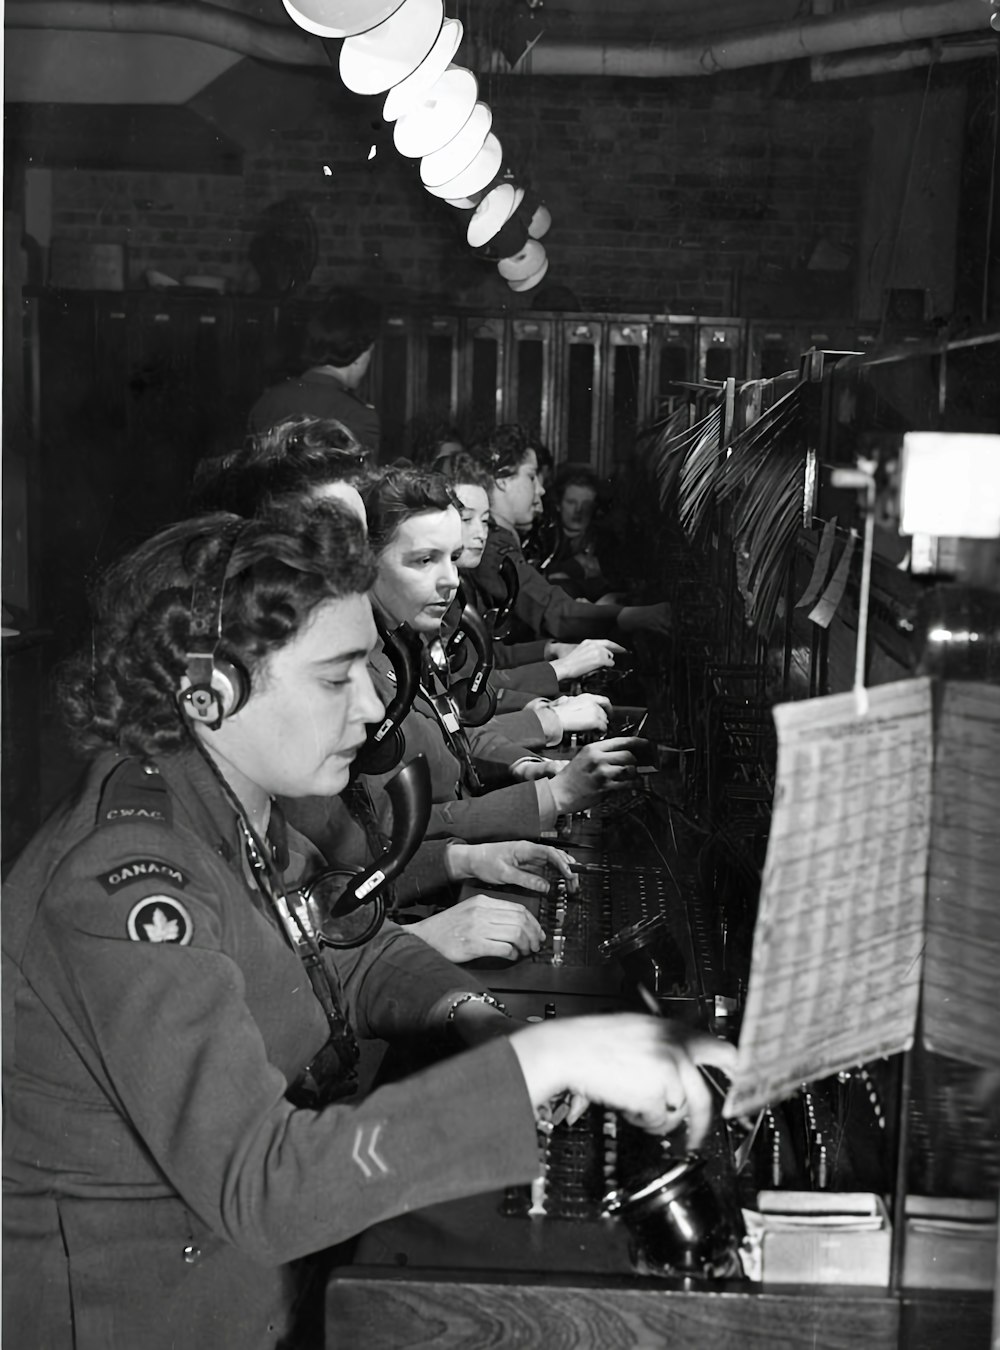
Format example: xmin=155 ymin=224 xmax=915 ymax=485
xmin=471 ymin=423 xmax=672 ymax=644
xmin=435 ymin=448 xmax=630 ymax=697
xmin=2 ymin=503 xmax=736 ymax=1350
xmin=192 ymin=414 xmax=588 ymax=963
xmin=355 ymin=464 xmax=645 ymax=843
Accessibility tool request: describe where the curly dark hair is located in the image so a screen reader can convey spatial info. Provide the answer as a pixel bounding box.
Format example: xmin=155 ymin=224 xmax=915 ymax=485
xmin=468 ymin=423 xmax=535 ymax=480
xmin=190 ymin=414 xmax=370 ymax=518
xmin=362 ymin=466 xmax=461 ymax=556
xmin=57 ymin=505 xmax=376 ymax=758
xmin=434 ymin=450 xmax=493 ymax=492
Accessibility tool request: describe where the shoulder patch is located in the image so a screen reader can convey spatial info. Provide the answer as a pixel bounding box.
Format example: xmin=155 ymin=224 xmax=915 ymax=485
xmin=126 ymin=896 xmax=194 ymax=945
xmin=97 ymin=760 xmax=173 ymax=829
xmin=97 ymin=859 xmax=190 ymax=894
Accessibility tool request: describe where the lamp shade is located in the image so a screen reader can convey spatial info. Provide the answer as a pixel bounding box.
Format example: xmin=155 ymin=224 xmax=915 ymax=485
xmin=339 ymin=0 xmax=443 ymax=96
xmin=282 ymin=0 xmax=404 ymax=38
xmin=382 ymin=17 xmax=463 ymax=121
xmin=507 ymin=253 xmax=550 ymax=292
xmin=528 ymin=202 xmax=552 ymax=239
xmin=419 ymin=101 xmax=491 ymax=188
xmin=424 ymin=131 xmax=502 ymax=200
xmin=466 ymin=183 xmax=517 ymax=248
xmin=393 ymin=66 xmax=478 ymax=158
xmin=497 ymin=239 xmax=545 ymax=281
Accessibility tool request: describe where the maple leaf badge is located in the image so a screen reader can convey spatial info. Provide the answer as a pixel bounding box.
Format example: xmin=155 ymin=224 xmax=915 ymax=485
xmin=126 ymin=895 xmax=194 ymax=946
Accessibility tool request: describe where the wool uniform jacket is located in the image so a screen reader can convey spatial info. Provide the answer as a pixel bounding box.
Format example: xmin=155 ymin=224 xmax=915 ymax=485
xmin=360 ymin=638 xmax=556 ymax=842
xmin=1 ymin=748 xmax=539 ymax=1350
xmin=476 ymin=522 xmax=625 ymax=642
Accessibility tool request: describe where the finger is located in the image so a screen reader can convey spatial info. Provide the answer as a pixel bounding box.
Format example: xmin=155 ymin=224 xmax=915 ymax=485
xmin=506 ymin=867 xmax=550 ymax=895
xmin=688 ymin=1033 xmax=739 ymax=1077
xmin=597 ymin=735 xmax=646 ymax=751
xmin=604 ymin=641 xmax=629 ymax=654
xmin=565 ymin=1092 xmax=590 ymax=1126
xmin=536 ymin=848 xmax=576 ymax=882
xmin=663 ymin=1050 xmax=716 ymax=1149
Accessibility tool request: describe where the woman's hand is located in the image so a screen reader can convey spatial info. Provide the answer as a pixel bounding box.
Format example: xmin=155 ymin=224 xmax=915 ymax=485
xmin=408 ymin=896 xmax=544 ymax=964
xmin=618 ymin=601 xmax=672 ymax=637
xmin=547 ymin=736 xmax=640 ymax=815
xmin=510 ymin=1014 xmax=738 ymax=1147
xmin=550 ymin=693 xmax=611 ymax=736
xmin=446 ymin=840 xmax=579 ymax=894
xmin=509 ymin=757 xmax=568 ymax=783
xmin=548 ymin=638 xmax=628 ymax=683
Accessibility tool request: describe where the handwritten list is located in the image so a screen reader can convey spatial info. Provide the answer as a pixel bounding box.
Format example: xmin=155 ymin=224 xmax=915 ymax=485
xmin=923 ymin=682 xmax=1000 ymax=1068
xmin=725 ymin=678 xmax=933 ymax=1119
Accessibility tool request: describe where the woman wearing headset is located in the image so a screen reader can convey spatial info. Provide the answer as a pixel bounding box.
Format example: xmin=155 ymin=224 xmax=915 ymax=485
xmin=194 ymin=415 xmax=601 ymax=962
xmin=472 ymin=424 xmax=673 ymax=644
xmin=358 ymin=465 xmax=648 ymax=845
xmin=437 ymin=449 xmax=630 ymax=696
xmin=2 ymin=504 xmax=735 ymax=1350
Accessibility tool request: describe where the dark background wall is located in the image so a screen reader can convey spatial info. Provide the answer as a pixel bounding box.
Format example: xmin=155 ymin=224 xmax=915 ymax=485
xmin=29 ymin=60 xmax=976 ymax=319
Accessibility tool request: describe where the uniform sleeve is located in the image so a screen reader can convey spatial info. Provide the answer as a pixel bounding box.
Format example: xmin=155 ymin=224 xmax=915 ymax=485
xmin=493 ymin=637 xmax=550 ymax=669
xmin=478 ymin=529 xmax=623 ymax=641
xmin=426 ymin=781 xmax=544 ymax=842
xmin=27 ymin=826 xmax=539 ymax=1268
xmin=493 ymin=662 xmax=561 ymax=698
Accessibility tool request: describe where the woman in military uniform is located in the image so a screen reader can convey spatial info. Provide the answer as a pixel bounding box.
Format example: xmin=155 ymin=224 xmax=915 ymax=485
xmin=472 ymin=423 xmax=673 ymax=643
xmin=2 ymin=503 xmax=734 ymax=1350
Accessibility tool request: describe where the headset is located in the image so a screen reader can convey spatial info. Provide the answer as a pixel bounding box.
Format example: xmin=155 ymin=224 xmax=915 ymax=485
xmin=298 ymin=754 xmax=432 ymax=949
xmin=178 ymin=520 xmax=252 ymax=730
xmin=351 ymin=613 xmax=422 ymax=777
xmin=486 ymin=555 xmax=520 ymax=638
xmin=446 ymin=598 xmax=498 ymax=727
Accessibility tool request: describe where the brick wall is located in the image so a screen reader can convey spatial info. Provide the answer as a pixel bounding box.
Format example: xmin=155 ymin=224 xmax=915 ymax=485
xmin=45 ymin=64 xmax=877 ymax=314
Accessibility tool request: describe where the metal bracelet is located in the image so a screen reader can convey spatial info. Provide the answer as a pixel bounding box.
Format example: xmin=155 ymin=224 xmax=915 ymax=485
xmin=445 ymin=991 xmax=509 ymax=1024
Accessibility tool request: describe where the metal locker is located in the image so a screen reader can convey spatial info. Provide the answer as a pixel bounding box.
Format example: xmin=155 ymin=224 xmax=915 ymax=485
xmin=696 ymin=317 xmax=745 ymax=384
xmin=377 ymin=311 xmax=418 ymax=458
xmin=649 ymin=317 xmax=697 ymax=417
xmin=604 ymin=318 xmax=650 ymax=475
xmin=505 ymin=316 xmax=556 ymax=451
xmin=556 ymin=317 xmax=604 ymax=468
xmin=460 ymin=315 xmax=506 ymax=439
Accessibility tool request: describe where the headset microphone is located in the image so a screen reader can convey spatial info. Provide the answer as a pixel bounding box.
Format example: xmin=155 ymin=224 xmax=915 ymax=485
xmin=351 ymin=614 xmax=421 ymax=776
xmin=486 ymin=555 xmax=519 ymax=638
xmin=448 ymin=599 xmax=498 ymax=728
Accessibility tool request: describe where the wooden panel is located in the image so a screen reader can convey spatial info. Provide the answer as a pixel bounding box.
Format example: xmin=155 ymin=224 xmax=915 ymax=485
xmin=327 ymin=1273 xmax=899 ymax=1350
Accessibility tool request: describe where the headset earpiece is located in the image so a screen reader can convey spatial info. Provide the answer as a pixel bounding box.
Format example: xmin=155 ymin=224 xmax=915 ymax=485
xmin=450 ymin=676 xmax=497 ymax=728
xmin=351 ymin=720 xmax=406 ymax=776
xmin=178 ymin=521 xmax=251 ymax=731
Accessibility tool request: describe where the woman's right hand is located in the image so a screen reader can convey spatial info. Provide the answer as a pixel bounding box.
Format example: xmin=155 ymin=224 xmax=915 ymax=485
xmin=407 ymin=896 xmax=545 ymax=965
xmin=547 ymin=736 xmax=640 ymax=815
xmin=548 ymin=638 xmax=628 ymax=682
xmin=510 ymin=1014 xmax=738 ymax=1146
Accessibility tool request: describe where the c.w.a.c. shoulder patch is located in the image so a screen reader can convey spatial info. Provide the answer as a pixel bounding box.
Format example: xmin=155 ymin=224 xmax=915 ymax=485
xmin=126 ymin=896 xmax=194 ymax=945
xmin=97 ymin=859 xmax=189 ymax=894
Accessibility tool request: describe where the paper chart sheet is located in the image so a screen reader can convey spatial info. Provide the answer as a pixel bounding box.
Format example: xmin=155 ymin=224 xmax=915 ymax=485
xmin=725 ymin=678 xmax=932 ymax=1119
xmin=923 ymin=681 xmax=1000 ymax=1069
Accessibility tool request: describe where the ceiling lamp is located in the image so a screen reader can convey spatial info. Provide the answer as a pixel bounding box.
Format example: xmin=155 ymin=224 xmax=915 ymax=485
xmin=339 ymin=0 xmax=444 ymax=96
xmin=497 ymin=239 xmax=545 ymax=281
xmin=393 ymin=66 xmax=479 ymax=158
xmin=282 ymin=0 xmax=404 ymax=39
xmin=507 ymin=251 xmax=550 ymax=292
xmin=424 ymin=131 xmax=502 ymax=200
xmin=420 ymin=101 xmax=492 ymax=188
xmin=382 ymin=18 xmax=464 ymax=121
